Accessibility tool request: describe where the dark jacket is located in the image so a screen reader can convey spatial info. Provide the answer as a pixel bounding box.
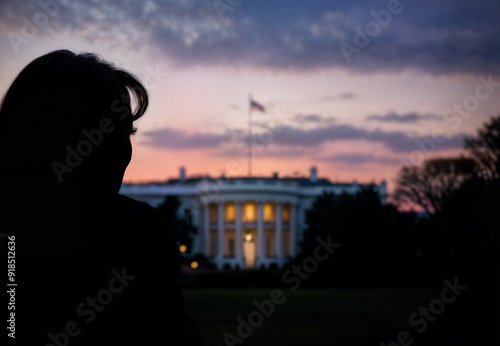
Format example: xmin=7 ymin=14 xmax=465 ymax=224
xmin=2 ymin=194 xmax=202 ymax=345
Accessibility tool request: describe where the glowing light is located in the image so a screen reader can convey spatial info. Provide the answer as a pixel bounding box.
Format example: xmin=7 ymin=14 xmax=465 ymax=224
xmin=179 ymin=245 xmax=187 ymax=253
xmin=190 ymin=261 xmax=199 ymax=269
xmin=244 ymin=232 xmax=253 ymax=242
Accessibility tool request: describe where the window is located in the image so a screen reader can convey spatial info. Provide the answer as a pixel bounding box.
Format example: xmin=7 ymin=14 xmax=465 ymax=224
xmin=227 ymin=239 xmax=235 ymax=257
xmin=209 ymin=230 xmax=217 ymax=257
xmin=225 ymin=229 xmax=235 ymax=257
xmin=282 ymin=205 xmax=291 ymax=223
xmin=225 ymin=203 xmax=236 ymax=222
xmin=265 ymin=229 xmax=276 ymax=257
xmin=209 ymin=204 xmax=217 ymax=224
xmin=243 ymin=202 xmax=257 ymax=222
xmin=283 ymin=229 xmax=291 ymax=257
xmin=263 ymin=203 xmax=275 ymax=222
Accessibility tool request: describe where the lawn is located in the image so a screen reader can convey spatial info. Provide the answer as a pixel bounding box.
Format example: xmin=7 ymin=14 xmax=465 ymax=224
xmin=183 ymin=285 xmax=443 ymax=346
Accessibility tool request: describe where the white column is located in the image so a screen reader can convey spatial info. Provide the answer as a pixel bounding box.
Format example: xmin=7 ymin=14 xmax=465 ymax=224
xmin=290 ymin=203 xmax=296 ymax=258
xmin=257 ymin=201 xmax=264 ymax=264
xmin=235 ymin=201 xmax=243 ymax=265
xmin=217 ymin=201 xmax=224 ymax=265
xmin=275 ymin=202 xmax=283 ymax=267
xmin=204 ymin=203 xmax=210 ymax=256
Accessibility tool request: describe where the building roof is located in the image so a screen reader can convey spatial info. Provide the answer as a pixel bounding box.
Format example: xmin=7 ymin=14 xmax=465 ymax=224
xmin=122 ymin=175 xmax=367 ymax=188
xmin=121 ymin=166 xmax=382 ymax=189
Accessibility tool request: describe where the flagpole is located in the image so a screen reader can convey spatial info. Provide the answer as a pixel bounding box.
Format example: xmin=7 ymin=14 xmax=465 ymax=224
xmin=248 ymin=93 xmax=252 ymax=177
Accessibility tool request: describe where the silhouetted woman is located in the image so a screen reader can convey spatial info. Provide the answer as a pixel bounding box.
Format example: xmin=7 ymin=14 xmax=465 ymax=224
xmin=0 ymin=50 xmax=201 ymax=345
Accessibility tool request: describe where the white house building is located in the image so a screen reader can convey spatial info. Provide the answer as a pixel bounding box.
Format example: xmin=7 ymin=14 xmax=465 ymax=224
xmin=119 ymin=167 xmax=387 ymax=270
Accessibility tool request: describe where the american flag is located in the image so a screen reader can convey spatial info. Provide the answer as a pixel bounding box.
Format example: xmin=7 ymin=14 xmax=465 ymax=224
xmin=250 ymin=99 xmax=265 ymax=112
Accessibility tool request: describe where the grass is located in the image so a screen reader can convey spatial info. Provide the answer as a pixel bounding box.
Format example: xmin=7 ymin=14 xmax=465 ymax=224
xmin=183 ymin=285 xmax=442 ymax=346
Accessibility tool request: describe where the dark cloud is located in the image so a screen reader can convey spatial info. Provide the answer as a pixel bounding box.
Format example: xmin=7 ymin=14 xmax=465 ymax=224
xmin=297 ymin=114 xmax=324 ymax=122
xmin=2 ymin=0 xmax=499 ymax=75
xmin=251 ymin=114 xmax=335 ymax=129
xmin=320 ymin=153 xmax=400 ymax=165
xmin=215 ymin=145 xmax=306 ymax=159
xmin=340 ymin=92 xmax=356 ymax=99
xmin=294 ymin=114 xmax=335 ymax=124
xmin=270 ymin=124 xmax=466 ymax=152
xmin=367 ymin=112 xmax=441 ymax=123
xmin=141 ymin=123 xmax=466 ymax=153
xmin=140 ymin=127 xmax=240 ymax=149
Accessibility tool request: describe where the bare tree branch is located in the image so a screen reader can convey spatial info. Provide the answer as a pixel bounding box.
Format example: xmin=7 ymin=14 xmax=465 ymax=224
xmin=394 ymin=157 xmax=476 ymax=213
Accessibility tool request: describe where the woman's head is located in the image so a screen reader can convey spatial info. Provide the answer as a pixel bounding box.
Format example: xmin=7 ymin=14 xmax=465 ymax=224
xmin=0 ymin=49 xmax=148 ymax=195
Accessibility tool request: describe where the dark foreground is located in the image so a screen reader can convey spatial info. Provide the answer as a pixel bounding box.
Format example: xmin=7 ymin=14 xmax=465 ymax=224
xmin=184 ymin=285 xmax=472 ymax=346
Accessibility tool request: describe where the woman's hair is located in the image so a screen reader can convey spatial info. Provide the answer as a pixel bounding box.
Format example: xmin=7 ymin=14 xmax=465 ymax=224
xmin=0 ymin=49 xmax=148 ymax=173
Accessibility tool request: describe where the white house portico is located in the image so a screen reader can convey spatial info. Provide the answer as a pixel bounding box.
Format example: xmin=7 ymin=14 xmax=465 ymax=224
xmin=119 ymin=166 xmax=387 ymax=270
xmin=203 ymin=195 xmax=298 ymax=270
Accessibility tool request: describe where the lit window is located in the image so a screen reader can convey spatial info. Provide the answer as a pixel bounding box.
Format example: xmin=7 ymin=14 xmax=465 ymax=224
xmin=225 ymin=203 xmax=236 ymax=222
xmin=243 ymin=202 xmax=257 ymax=222
xmin=263 ymin=203 xmax=275 ymax=222
xmin=282 ymin=205 xmax=290 ymax=223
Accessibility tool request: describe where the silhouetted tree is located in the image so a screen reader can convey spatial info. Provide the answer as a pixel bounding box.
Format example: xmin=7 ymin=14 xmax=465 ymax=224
xmin=297 ymin=186 xmax=418 ymax=284
xmin=393 ymin=157 xmax=476 ymax=214
xmin=441 ymin=177 xmax=500 ymax=257
xmin=455 ymin=115 xmax=500 ymax=258
xmin=465 ymin=115 xmax=500 ymax=180
xmin=438 ymin=176 xmax=500 ymax=345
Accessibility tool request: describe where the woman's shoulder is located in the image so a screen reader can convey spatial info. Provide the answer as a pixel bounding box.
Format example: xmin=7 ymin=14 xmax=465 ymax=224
xmin=112 ymin=194 xmax=164 ymax=231
xmin=115 ymin=194 xmax=159 ymax=216
xmin=107 ymin=194 xmax=174 ymax=257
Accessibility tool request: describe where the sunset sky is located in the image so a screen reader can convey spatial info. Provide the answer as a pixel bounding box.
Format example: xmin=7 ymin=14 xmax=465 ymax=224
xmin=1 ymin=0 xmax=500 ymax=193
